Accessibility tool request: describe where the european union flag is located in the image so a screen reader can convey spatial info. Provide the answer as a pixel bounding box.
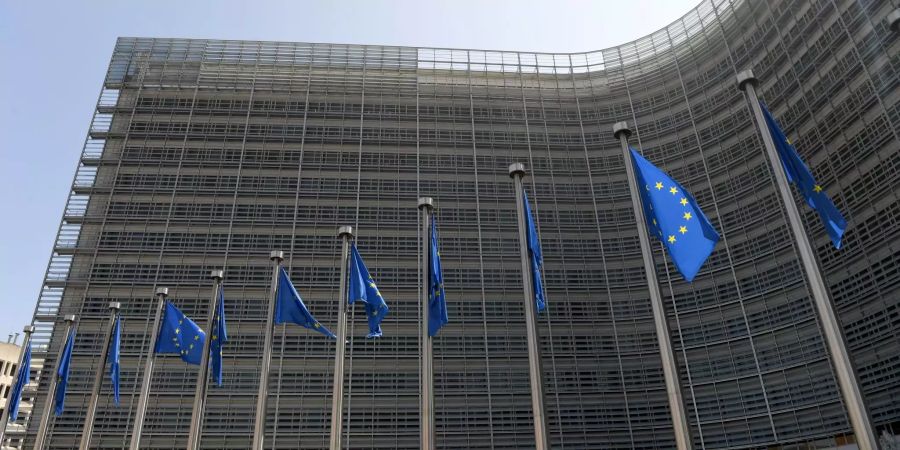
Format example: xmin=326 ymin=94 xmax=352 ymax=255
xmin=349 ymin=243 xmax=390 ymax=338
xmin=274 ymin=267 xmax=336 ymax=339
xmin=8 ymin=342 xmax=31 ymax=421
xmin=630 ymin=148 xmax=720 ymax=282
xmin=524 ymin=191 xmax=546 ymax=312
xmin=210 ymin=286 xmax=228 ymax=386
xmin=54 ymin=328 xmax=76 ymax=416
xmin=109 ymin=315 xmax=121 ymax=405
xmin=760 ymin=102 xmax=847 ymax=248
xmin=154 ymin=302 xmax=206 ymax=365
xmin=428 ymin=216 xmax=449 ymax=337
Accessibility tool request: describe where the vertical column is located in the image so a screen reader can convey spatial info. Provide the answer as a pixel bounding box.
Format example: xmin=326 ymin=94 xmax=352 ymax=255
xmin=187 ymin=270 xmax=225 ymax=450
xmin=418 ymin=197 xmax=435 ymax=450
xmin=508 ymin=163 xmax=549 ymax=450
xmin=34 ymin=314 xmax=76 ymax=450
xmin=79 ymin=302 xmax=121 ymax=450
xmin=252 ymin=252 xmax=284 ymax=450
xmin=0 ymin=325 xmax=35 ymax=445
xmin=129 ymin=287 xmax=168 ymax=450
xmin=614 ymin=122 xmax=693 ymax=450
xmin=736 ymin=70 xmax=878 ymax=450
xmin=329 ymin=226 xmax=354 ymax=450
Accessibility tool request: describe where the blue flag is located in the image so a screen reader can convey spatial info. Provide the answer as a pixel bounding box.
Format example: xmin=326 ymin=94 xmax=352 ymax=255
xmin=109 ymin=315 xmax=121 ymax=405
xmin=630 ymin=148 xmax=720 ymax=282
xmin=154 ymin=302 xmax=206 ymax=365
xmin=210 ymin=286 xmax=228 ymax=386
xmin=524 ymin=191 xmax=546 ymax=312
xmin=349 ymin=243 xmax=390 ymax=338
xmin=54 ymin=327 xmax=76 ymax=416
xmin=428 ymin=216 xmax=449 ymax=337
xmin=760 ymin=102 xmax=847 ymax=248
xmin=274 ymin=267 xmax=336 ymax=339
xmin=8 ymin=342 xmax=31 ymax=421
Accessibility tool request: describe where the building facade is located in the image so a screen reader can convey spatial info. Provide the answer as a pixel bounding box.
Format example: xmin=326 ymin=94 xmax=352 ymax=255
xmin=0 ymin=341 xmax=28 ymax=450
xmin=18 ymin=0 xmax=900 ymax=448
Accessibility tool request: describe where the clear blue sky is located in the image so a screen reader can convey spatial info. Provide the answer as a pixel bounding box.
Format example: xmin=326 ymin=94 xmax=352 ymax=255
xmin=0 ymin=0 xmax=696 ymax=339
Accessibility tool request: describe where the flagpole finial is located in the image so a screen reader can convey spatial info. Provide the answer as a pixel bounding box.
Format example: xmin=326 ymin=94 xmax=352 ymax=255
xmin=108 ymin=302 xmax=121 ymax=311
xmin=508 ymin=163 xmax=526 ymax=179
xmin=23 ymin=325 xmax=35 ymax=334
xmin=155 ymin=287 xmax=169 ymax=297
xmin=210 ymin=270 xmax=224 ymax=280
xmin=64 ymin=315 xmax=76 ymax=323
xmin=736 ymin=69 xmax=758 ymax=91
xmin=888 ymin=9 xmax=900 ymax=32
xmin=269 ymin=250 xmax=284 ymax=262
xmin=613 ymin=121 xmax=632 ymax=139
xmin=338 ymin=225 xmax=354 ymax=238
xmin=418 ymin=197 xmax=434 ymax=210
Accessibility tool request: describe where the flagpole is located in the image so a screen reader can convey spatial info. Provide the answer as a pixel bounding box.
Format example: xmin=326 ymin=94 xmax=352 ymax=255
xmin=508 ymin=163 xmax=549 ymax=450
xmin=79 ymin=302 xmax=120 ymax=450
xmin=0 ymin=325 xmax=34 ymax=446
xmin=129 ymin=287 xmax=168 ymax=450
xmin=252 ymin=251 xmax=283 ymax=450
xmin=34 ymin=314 xmax=76 ymax=450
xmin=329 ymin=226 xmax=354 ymax=450
xmin=737 ymin=70 xmax=878 ymax=450
xmin=187 ymin=270 xmax=225 ymax=450
xmin=614 ymin=122 xmax=693 ymax=450
xmin=417 ymin=197 xmax=435 ymax=450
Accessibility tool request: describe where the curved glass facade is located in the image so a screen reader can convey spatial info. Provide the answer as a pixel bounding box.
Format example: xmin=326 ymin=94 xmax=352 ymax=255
xmin=16 ymin=0 xmax=900 ymax=448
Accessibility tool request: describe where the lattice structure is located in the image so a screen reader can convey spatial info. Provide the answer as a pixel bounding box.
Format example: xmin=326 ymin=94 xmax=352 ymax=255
xmin=13 ymin=0 xmax=900 ymax=448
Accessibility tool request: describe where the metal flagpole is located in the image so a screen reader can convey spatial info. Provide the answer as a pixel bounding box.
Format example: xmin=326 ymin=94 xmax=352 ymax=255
xmin=418 ymin=197 xmax=435 ymax=450
xmin=129 ymin=287 xmax=169 ymax=450
xmin=252 ymin=251 xmax=283 ymax=450
xmin=34 ymin=314 xmax=76 ymax=450
xmin=508 ymin=163 xmax=549 ymax=450
xmin=614 ymin=122 xmax=693 ymax=450
xmin=187 ymin=270 xmax=225 ymax=450
xmin=329 ymin=226 xmax=354 ymax=450
xmin=737 ymin=70 xmax=879 ymax=450
xmin=79 ymin=302 xmax=121 ymax=450
xmin=0 ymin=325 xmax=35 ymax=446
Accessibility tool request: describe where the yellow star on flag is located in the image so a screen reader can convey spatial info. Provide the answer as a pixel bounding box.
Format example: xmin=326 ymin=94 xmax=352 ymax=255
xmin=814 ymin=185 xmax=823 ymax=193
xmin=683 ymin=212 xmax=692 ymax=220
xmin=679 ymin=226 xmax=687 ymax=234
xmin=655 ymin=182 xmax=663 ymax=190
xmin=680 ymin=198 xmax=688 ymax=206
xmin=669 ymin=187 xmax=678 ymax=195
xmin=668 ymin=235 xmax=676 ymax=244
